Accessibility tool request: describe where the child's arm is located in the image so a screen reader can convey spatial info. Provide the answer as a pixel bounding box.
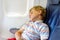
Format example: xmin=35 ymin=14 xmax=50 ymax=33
xmin=15 ymin=26 xmax=25 ymax=40
xmin=15 ymin=21 xmax=29 ymax=40
xmin=40 ymin=24 xmax=49 ymax=40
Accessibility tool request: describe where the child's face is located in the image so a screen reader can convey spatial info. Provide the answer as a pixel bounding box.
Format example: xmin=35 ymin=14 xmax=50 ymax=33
xmin=29 ymin=9 xmax=42 ymax=21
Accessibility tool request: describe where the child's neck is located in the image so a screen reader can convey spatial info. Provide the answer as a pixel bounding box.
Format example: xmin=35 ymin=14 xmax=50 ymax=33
xmin=32 ymin=17 xmax=43 ymax=22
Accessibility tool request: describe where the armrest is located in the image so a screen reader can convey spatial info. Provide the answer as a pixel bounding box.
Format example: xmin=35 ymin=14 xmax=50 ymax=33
xmin=9 ymin=28 xmax=19 ymax=34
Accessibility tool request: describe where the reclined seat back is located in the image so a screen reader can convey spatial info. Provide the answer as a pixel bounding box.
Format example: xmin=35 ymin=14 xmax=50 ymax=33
xmin=45 ymin=0 xmax=60 ymax=40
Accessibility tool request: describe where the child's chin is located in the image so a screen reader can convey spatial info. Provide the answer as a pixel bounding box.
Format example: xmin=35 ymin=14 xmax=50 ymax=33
xmin=30 ymin=19 xmax=33 ymax=21
xmin=30 ymin=20 xmax=34 ymax=22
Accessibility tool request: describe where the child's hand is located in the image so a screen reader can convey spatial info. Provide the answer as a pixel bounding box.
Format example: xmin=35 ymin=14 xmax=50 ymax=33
xmin=15 ymin=31 xmax=22 ymax=40
xmin=15 ymin=31 xmax=21 ymax=36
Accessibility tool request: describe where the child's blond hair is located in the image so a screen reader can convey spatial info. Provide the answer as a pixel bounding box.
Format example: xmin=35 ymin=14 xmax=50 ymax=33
xmin=29 ymin=6 xmax=46 ymax=19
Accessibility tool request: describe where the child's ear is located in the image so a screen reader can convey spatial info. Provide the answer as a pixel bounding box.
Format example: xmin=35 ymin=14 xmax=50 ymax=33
xmin=39 ymin=10 xmax=42 ymax=14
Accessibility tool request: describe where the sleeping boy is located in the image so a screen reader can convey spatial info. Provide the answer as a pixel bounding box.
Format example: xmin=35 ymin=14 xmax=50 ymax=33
xmin=15 ymin=6 xmax=49 ymax=40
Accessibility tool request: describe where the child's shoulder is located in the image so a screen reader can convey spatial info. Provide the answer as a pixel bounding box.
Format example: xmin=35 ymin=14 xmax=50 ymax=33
xmin=41 ymin=23 xmax=48 ymax=27
xmin=42 ymin=23 xmax=48 ymax=25
xmin=25 ymin=21 xmax=32 ymax=26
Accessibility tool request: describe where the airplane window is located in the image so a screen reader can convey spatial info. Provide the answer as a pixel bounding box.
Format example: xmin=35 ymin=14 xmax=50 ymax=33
xmin=3 ymin=0 xmax=29 ymax=17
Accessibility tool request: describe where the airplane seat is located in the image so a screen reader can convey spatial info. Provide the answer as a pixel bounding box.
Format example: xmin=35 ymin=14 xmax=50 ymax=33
xmin=45 ymin=1 xmax=60 ymax=40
